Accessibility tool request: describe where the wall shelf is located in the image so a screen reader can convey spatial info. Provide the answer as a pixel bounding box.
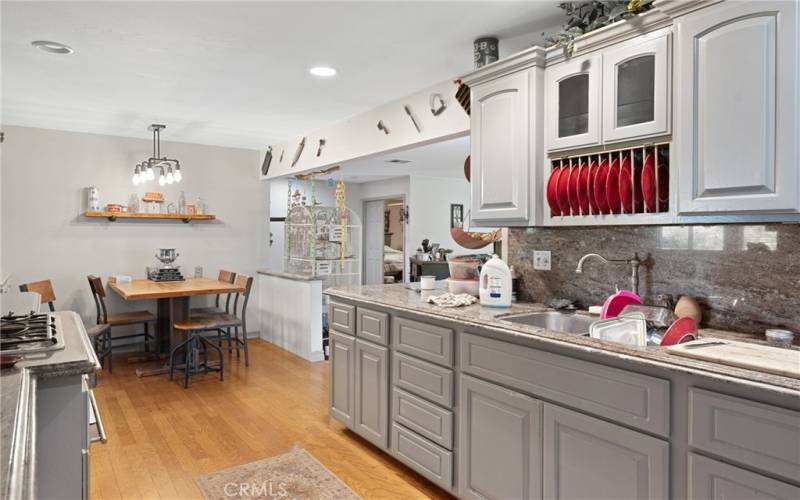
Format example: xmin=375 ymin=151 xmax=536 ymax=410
xmin=83 ymin=211 xmax=216 ymax=223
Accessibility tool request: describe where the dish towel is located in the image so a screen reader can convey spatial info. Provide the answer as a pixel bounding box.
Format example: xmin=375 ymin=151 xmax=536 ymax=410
xmin=426 ymin=293 xmax=478 ymax=308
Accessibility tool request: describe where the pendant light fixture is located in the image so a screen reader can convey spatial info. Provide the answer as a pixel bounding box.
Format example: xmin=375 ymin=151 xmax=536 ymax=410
xmin=133 ymin=124 xmax=182 ymax=185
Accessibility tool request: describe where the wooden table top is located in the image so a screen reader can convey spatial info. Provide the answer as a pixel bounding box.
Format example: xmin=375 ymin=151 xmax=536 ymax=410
xmin=109 ymin=277 xmax=244 ymax=300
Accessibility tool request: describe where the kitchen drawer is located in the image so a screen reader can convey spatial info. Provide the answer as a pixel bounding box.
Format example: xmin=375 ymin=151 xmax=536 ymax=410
xmin=392 ymin=387 xmax=454 ymax=450
xmin=391 ymin=423 xmax=453 ymax=491
xmin=392 ymin=352 xmax=454 ymax=408
xmin=329 ymin=302 xmax=356 ymax=336
xmin=689 ymin=387 xmax=800 ymax=482
xmin=460 ymin=332 xmax=670 ymax=436
xmin=688 ymin=453 xmax=800 ymax=500
xmin=393 ymin=316 xmax=454 ymax=367
xmin=356 ymin=307 xmax=389 ymax=346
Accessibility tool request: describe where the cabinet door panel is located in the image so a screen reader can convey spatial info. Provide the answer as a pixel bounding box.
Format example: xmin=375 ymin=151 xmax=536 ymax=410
xmin=329 ymin=332 xmax=355 ymax=428
xmin=459 ymin=375 xmax=542 ymax=500
xmin=603 ymin=31 xmax=671 ymax=143
xmin=470 ymin=71 xmax=530 ymax=222
xmin=354 ymin=339 xmax=388 ymax=448
xmin=543 ymin=404 xmax=669 ymax=500
xmin=688 ymin=454 xmax=800 ymax=500
xmin=546 ymin=53 xmax=602 ymax=151
xmin=676 ymin=1 xmax=799 ymax=214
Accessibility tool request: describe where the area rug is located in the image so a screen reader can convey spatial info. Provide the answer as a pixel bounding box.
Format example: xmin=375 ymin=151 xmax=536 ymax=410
xmin=195 ymin=447 xmax=361 ymax=500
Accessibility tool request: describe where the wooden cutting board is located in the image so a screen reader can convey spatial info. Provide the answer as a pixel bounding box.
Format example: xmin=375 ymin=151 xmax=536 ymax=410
xmin=667 ymin=338 xmax=800 ymax=379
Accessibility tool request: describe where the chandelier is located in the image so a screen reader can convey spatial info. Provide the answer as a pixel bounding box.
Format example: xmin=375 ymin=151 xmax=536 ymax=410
xmin=132 ymin=124 xmax=182 ymax=186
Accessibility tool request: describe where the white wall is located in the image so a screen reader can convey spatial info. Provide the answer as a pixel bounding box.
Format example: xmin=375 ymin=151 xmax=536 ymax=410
xmin=408 ymin=175 xmax=491 ymax=256
xmin=0 ymin=125 xmax=265 ymax=335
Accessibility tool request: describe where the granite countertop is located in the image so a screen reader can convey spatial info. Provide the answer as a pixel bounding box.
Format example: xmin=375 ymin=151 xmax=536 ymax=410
xmin=325 ymin=284 xmax=800 ymax=395
xmin=257 ymin=268 xmax=322 ymax=281
xmin=1 ymin=311 xmax=99 ymax=500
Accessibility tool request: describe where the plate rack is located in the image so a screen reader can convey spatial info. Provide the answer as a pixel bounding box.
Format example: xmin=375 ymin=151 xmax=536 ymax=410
xmin=546 ymin=142 xmax=670 ymax=218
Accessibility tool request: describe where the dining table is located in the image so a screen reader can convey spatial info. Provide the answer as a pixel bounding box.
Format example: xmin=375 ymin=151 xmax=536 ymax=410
xmin=108 ymin=277 xmax=245 ymax=377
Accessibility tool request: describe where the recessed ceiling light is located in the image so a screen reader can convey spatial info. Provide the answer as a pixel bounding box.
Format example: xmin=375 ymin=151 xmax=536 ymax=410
xmin=309 ymin=66 xmax=337 ymax=77
xmin=31 ymin=40 xmax=74 ymax=54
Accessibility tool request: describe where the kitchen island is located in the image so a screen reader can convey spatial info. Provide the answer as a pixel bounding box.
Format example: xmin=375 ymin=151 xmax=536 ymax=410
xmin=257 ymin=269 xmax=325 ymax=362
xmin=325 ymin=283 xmax=800 ymax=499
xmin=1 ymin=311 xmax=100 ymax=500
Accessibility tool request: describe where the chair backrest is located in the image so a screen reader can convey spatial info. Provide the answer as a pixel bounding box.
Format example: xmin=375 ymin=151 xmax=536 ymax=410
xmin=217 ymin=269 xmax=237 ymax=310
xmin=231 ymin=274 xmax=254 ymax=322
xmin=87 ymin=275 xmax=108 ymax=324
xmin=19 ymin=279 xmax=56 ymax=312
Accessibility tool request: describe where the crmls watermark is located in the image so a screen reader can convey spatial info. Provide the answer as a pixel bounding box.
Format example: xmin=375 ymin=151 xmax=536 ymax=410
xmin=223 ymin=481 xmax=289 ymax=498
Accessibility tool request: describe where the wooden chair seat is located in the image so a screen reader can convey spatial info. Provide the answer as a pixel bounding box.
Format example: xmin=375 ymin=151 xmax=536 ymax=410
xmin=86 ymin=324 xmax=111 ymax=339
xmin=174 ymin=313 xmax=241 ymax=331
xmin=105 ymin=310 xmax=156 ymax=326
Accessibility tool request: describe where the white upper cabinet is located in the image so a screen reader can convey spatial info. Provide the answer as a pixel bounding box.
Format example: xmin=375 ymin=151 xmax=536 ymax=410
xmin=470 ymin=70 xmax=531 ymax=223
xmin=602 ymin=30 xmax=672 ymax=143
xmin=675 ymin=0 xmax=799 ymax=214
xmin=545 ymin=53 xmax=602 ymax=152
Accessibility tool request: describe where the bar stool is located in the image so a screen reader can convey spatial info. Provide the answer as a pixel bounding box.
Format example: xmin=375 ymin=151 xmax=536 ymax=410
xmin=168 ymin=322 xmax=224 ymax=388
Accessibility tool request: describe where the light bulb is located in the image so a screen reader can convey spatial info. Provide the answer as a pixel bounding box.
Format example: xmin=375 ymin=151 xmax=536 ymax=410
xmin=174 ymin=168 xmax=182 ymax=182
xmin=133 ymin=172 xmax=139 ymax=185
xmin=166 ymin=166 xmax=174 ymax=184
xmin=158 ymin=168 xmax=166 ymax=186
xmin=147 ymin=165 xmax=155 ymax=180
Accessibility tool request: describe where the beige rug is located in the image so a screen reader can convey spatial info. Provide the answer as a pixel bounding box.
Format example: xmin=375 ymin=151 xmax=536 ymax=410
xmin=195 ymin=448 xmax=360 ymax=500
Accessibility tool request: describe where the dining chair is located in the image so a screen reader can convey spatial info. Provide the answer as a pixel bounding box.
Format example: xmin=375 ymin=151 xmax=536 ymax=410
xmin=171 ymin=273 xmax=253 ymax=385
xmin=190 ymin=269 xmax=236 ymax=316
xmin=20 ymin=279 xmax=113 ymax=372
xmin=87 ymin=275 xmax=156 ymax=373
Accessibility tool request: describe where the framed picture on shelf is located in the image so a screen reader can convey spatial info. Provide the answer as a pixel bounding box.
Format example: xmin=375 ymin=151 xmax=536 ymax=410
xmin=450 ymin=203 xmax=464 ymax=229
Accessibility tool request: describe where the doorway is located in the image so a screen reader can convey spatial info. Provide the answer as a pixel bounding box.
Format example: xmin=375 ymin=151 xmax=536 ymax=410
xmin=363 ymin=197 xmax=405 ymax=285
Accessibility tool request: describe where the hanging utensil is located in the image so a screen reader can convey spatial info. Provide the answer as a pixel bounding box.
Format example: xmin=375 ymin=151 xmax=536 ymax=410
xmin=316 ymin=139 xmax=326 ymax=157
xmin=430 ymin=93 xmax=446 ymax=116
xmin=377 ymin=120 xmax=390 ymax=135
xmin=291 ymin=137 xmax=306 ymax=167
xmin=404 ymin=105 xmax=422 ymax=133
xmin=261 ymin=146 xmax=273 ymax=176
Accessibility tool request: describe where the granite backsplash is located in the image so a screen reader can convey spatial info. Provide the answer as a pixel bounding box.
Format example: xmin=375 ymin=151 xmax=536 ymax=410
xmin=507 ymin=223 xmax=800 ymax=334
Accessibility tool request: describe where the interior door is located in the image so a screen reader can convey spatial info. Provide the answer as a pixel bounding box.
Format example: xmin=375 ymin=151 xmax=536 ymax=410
xmin=602 ymin=30 xmax=671 ymax=143
xmin=363 ymin=200 xmax=384 ymax=285
xmin=545 ymin=53 xmax=602 ymax=151
xmin=675 ymin=0 xmax=799 ymax=214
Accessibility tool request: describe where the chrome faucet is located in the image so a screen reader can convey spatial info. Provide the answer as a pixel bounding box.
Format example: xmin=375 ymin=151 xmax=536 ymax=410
xmin=575 ymin=253 xmax=641 ymax=296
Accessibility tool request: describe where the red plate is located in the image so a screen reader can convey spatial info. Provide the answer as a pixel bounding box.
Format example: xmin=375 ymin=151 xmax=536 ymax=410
xmin=593 ymin=159 xmax=610 ymax=214
xmin=642 ymin=154 xmax=656 ymax=211
xmin=657 ymin=159 xmax=669 ymax=205
xmin=606 ymin=157 xmax=621 ymax=214
xmin=557 ymin=163 xmax=572 ymax=215
xmin=619 ymin=155 xmax=642 ymax=213
xmin=577 ymin=162 xmax=590 ymax=215
xmin=587 ymin=160 xmax=600 ymax=214
xmin=568 ymin=165 xmax=581 ymax=215
xmin=547 ymin=166 xmax=562 ymax=216
xmin=660 ymin=317 xmax=698 ymax=346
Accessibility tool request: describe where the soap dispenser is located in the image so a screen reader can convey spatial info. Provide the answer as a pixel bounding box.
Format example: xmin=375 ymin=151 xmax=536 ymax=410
xmin=479 ymin=255 xmax=512 ymax=308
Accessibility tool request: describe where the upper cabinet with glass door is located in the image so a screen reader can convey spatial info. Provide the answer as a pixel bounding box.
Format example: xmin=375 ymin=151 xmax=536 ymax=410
xmin=602 ymin=29 xmax=671 ymax=143
xmin=545 ymin=53 xmax=602 ymax=152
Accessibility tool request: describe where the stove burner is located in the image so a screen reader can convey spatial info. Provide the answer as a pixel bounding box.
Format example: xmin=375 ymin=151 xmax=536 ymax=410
xmin=0 ymin=312 xmax=61 ymax=354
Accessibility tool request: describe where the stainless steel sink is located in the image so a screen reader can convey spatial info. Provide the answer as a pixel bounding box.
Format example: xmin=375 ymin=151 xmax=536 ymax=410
xmin=501 ymin=311 xmax=595 ymax=335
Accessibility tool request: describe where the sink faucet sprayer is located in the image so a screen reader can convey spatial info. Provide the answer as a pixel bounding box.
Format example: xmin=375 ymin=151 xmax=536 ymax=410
xmin=575 ymin=253 xmax=641 ymax=297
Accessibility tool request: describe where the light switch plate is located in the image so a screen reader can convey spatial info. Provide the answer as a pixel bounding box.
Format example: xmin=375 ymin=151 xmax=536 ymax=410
xmin=533 ymin=250 xmax=551 ymax=271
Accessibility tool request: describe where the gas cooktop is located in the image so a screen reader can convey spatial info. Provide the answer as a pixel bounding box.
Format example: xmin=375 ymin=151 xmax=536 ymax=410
xmin=0 ymin=312 xmax=66 ymax=356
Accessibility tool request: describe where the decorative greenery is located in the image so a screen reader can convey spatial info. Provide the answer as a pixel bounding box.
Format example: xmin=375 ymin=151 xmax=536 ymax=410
xmin=544 ymin=0 xmax=654 ymax=57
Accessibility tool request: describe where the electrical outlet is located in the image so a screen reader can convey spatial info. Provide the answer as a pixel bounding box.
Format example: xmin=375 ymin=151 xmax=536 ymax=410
xmin=533 ymin=250 xmax=551 ymax=271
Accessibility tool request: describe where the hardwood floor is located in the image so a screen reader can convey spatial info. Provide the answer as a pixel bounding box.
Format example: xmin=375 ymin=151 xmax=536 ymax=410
xmin=91 ymin=339 xmax=454 ymax=499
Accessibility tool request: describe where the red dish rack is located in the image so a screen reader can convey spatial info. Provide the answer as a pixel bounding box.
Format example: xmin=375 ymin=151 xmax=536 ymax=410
xmin=546 ymin=142 xmax=670 ymax=217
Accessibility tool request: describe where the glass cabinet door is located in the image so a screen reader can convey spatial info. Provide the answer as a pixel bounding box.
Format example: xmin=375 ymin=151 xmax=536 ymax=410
xmin=603 ymin=31 xmax=671 ymax=143
xmin=546 ymin=53 xmax=602 ymax=152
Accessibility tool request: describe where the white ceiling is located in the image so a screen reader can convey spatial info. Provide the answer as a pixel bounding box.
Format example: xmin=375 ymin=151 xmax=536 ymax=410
xmin=337 ymin=134 xmax=469 ymax=183
xmin=1 ymin=1 xmax=562 ymax=150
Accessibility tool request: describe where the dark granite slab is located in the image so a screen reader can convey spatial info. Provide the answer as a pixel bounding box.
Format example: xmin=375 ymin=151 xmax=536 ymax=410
xmin=507 ymin=223 xmax=800 ymax=335
xmin=325 ymin=284 xmax=800 ymax=395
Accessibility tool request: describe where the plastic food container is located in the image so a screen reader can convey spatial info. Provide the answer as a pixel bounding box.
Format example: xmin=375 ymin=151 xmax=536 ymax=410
xmin=619 ymin=304 xmax=677 ymax=328
xmin=420 ymin=275 xmax=436 ymax=290
xmin=590 ymin=312 xmax=647 ymax=346
xmin=447 ymin=278 xmax=479 ymax=296
xmin=447 ymin=257 xmax=482 ymax=281
xmin=765 ymin=329 xmax=795 ymax=349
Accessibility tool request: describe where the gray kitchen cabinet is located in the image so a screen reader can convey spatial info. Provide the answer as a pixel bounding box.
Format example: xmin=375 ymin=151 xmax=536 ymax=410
xmin=459 ymin=374 xmax=543 ymax=500
xmin=329 ymin=331 xmax=355 ymax=428
xmin=688 ymin=453 xmax=800 ymax=500
xmin=354 ymin=338 xmax=389 ymax=448
xmin=675 ymin=0 xmax=799 ymax=215
xmin=543 ymin=404 xmax=669 ymax=500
